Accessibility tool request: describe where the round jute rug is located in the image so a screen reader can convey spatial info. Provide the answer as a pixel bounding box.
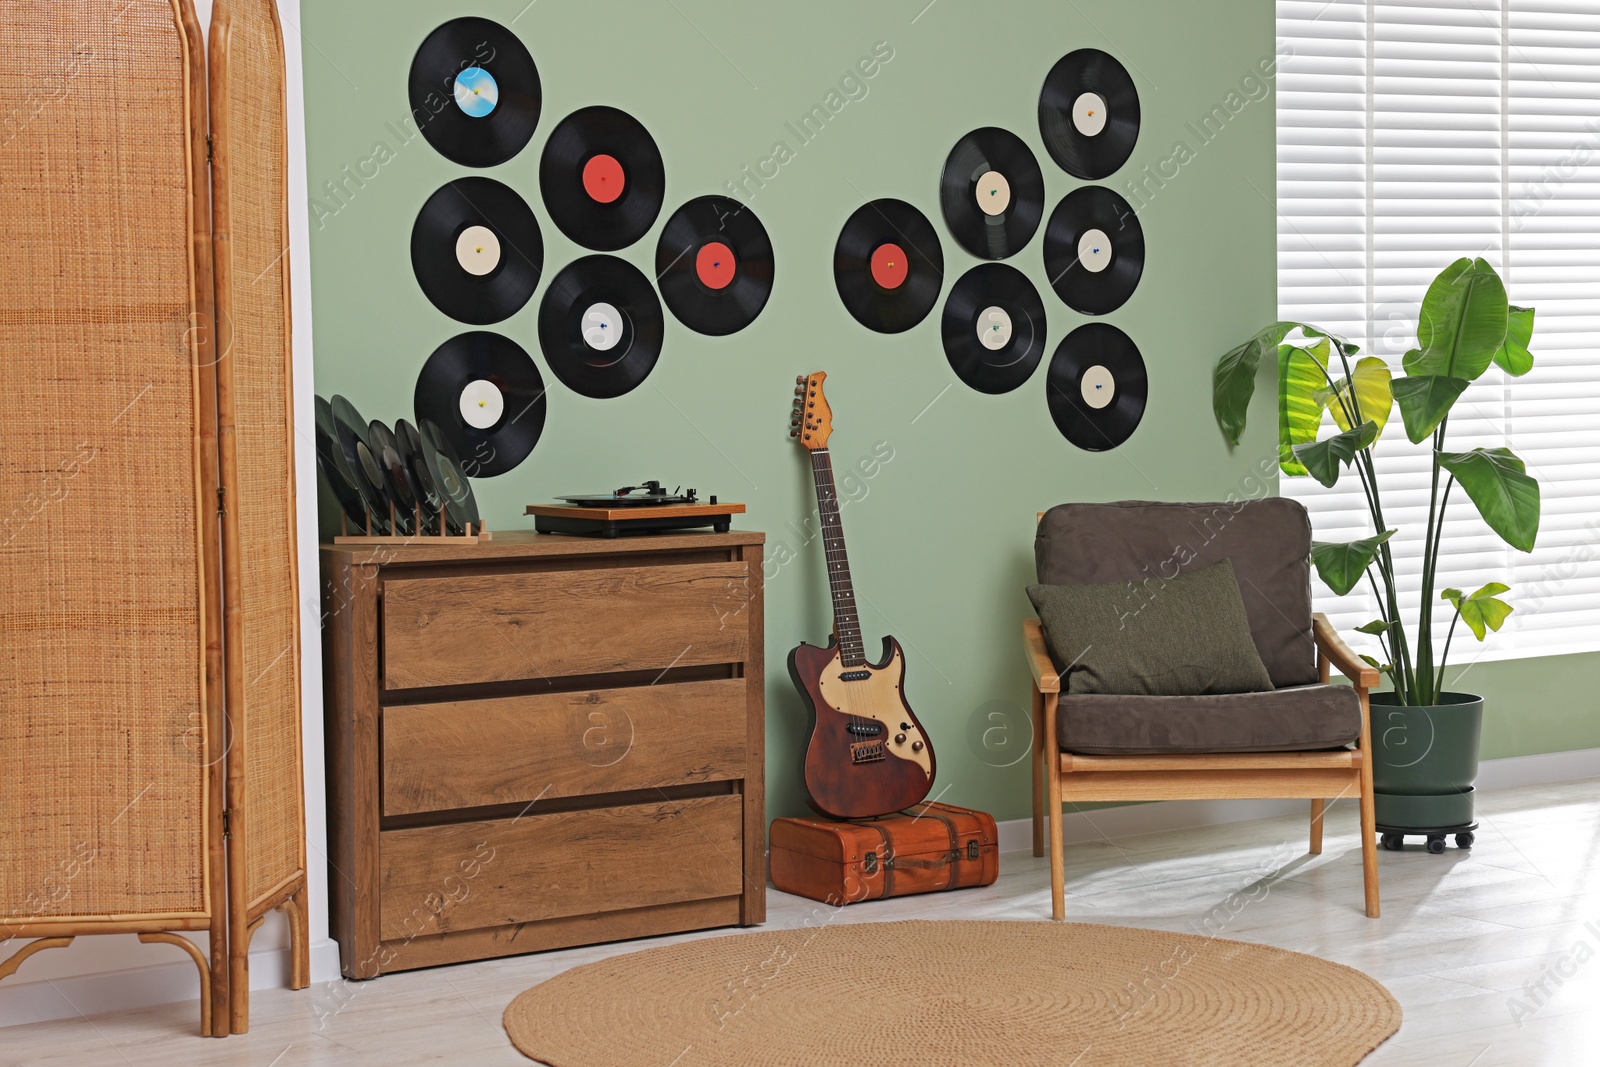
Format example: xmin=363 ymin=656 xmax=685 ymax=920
xmin=503 ymin=920 xmax=1400 ymax=1066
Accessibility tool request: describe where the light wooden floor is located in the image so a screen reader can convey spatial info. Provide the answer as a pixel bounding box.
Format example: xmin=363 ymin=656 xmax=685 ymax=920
xmin=3 ymin=778 xmax=1596 ymax=1066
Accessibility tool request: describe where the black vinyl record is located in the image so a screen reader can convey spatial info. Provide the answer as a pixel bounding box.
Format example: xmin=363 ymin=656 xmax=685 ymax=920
xmin=395 ymin=418 xmax=440 ymax=518
xmin=655 ymin=196 xmax=774 ymax=335
xmin=368 ymin=421 xmax=419 ymax=535
xmin=411 ymin=177 xmax=543 ymax=325
xmin=540 ymin=106 xmax=665 ymax=250
xmin=1038 ymin=49 xmax=1140 ymax=180
xmin=833 ymin=199 xmax=944 ymax=333
xmin=1046 ymin=323 xmax=1147 ymax=451
xmin=414 ymin=332 xmax=548 ymax=477
xmin=419 ymin=418 xmax=480 ymax=533
xmin=409 ymin=18 xmax=541 ymax=168
xmin=537 ymin=255 xmax=664 ymax=398
xmin=939 ymin=127 xmax=1045 ymax=260
xmin=329 ymin=394 xmax=393 ymax=532
xmin=941 ymin=263 xmax=1048 ymax=395
xmin=314 ymin=397 xmax=372 ymax=531
xmin=1043 ymin=186 xmax=1144 ymax=315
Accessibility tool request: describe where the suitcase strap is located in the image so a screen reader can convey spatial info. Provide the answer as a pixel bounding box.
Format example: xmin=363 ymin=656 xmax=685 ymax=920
xmin=865 ymin=822 xmax=895 ymax=897
xmin=891 ymin=807 xmax=964 ymax=891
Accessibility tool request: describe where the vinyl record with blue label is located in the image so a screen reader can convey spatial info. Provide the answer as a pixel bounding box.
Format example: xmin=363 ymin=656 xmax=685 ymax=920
xmin=941 ymin=263 xmax=1047 ymax=394
xmin=655 ymin=196 xmax=774 ymax=335
xmin=1046 ymin=323 xmax=1147 ymax=451
xmin=411 ymin=177 xmax=543 ymax=325
xmin=1043 ymin=186 xmax=1144 ymax=315
xmin=540 ymin=106 xmax=666 ymax=251
xmin=538 ymin=255 xmax=664 ymax=398
xmin=834 ymin=199 xmax=944 ymax=333
xmin=939 ymin=127 xmax=1045 ymax=260
xmin=414 ymin=332 xmax=547 ymax=477
xmin=1038 ymin=49 xmax=1140 ymax=180
xmin=409 ymin=18 xmax=541 ymax=168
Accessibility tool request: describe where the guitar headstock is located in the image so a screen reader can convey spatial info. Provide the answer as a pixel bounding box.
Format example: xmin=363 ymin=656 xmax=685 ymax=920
xmin=790 ymin=372 xmax=833 ymax=450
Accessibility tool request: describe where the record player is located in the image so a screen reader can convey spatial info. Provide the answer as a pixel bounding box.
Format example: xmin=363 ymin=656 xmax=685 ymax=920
xmin=527 ymin=480 xmax=745 ymax=538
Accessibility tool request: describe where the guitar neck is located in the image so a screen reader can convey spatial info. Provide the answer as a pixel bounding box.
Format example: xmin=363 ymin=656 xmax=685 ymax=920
xmin=809 ymin=449 xmax=866 ymax=667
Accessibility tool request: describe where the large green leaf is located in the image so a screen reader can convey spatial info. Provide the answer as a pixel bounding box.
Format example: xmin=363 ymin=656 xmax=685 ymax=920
xmin=1323 ymin=356 xmax=1393 ymax=435
xmin=1402 ymin=258 xmax=1509 ymax=381
xmin=1441 ymin=582 xmax=1514 ymax=641
xmin=1214 ymin=321 xmax=1303 ymax=445
xmin=1492 ymin=305 xmax=1535 ymax=377
xmin=1311 ymin=529 xmax=1397 ymax=597
xmin=1392 ymin=375 xmax=1470 ymax=443
xmin=1279 ymin=340 xmax=1330 ymax=477
xmin=1293 ymin=420 xmax=1379 ymax=488
xmin=1438 ymin=447 xmax=1541 ymax=552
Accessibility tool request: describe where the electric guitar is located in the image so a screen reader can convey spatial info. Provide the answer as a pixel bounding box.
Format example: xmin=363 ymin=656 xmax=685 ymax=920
xmin=787 ymin=372 xmax=935 ymax=819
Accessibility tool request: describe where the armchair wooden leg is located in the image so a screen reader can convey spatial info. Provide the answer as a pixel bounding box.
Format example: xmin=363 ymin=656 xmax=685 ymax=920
xmin=1309 ymin=798 xmax=1324 ymax=855
xmin=1043 ymin=692 xmax=1065 ymax=921
xmin=1031 ymin=686 xmax=1046 ymax=858
xmin=1356 ymin=689 xmax=1381 ymax=918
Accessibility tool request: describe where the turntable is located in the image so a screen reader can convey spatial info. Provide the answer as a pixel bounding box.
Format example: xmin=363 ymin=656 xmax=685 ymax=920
xmin=527 ymin=480 xmax=745 ymax=537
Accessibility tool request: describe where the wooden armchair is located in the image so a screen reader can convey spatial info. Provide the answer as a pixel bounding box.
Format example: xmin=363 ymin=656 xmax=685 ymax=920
xmin=1026 ymin=501 xmax=1379 ymax=920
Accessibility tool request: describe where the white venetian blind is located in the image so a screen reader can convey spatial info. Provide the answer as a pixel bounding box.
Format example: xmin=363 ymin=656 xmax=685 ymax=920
xmin=1277 ymin=0 xmax=1600 ymax=663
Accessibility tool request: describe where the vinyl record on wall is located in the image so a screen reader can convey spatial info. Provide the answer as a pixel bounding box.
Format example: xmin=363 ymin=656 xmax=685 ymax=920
xmin=941 ymin=263 xmax=1048 ymax=395
xmin=537 ymin=255 xmax=664 ymax=398
xmin=939 ymin=127 xmax=1045 ymax=260
xmin=540 ymin=106 xmax=666 ymax=250
xmin=833 ymin=199 xmax=944 ymax=333
xmin=1042 ymin=186 xmax=1144 ymax=315
xmin=411 ymin=177 xmax=543 ymax=325
xmin=1038 ymin=48 xmax=1140 ymax=180
xmin=1046 ymin=322 xmax=1147 ymax=451
xmin=418 ymin=418 xmax=481 ymax=533
xmin=655 ymin=196 xmax=774 ymax=335
xmin=414 ymin=332 xmax=548 ymax=477
xmin=409 ymin=18 xmax=541 ymax=168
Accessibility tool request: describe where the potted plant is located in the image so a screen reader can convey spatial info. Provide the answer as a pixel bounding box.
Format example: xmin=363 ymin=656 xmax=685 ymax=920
xmin=1211 ymin=258 xmax=1541 ymax=853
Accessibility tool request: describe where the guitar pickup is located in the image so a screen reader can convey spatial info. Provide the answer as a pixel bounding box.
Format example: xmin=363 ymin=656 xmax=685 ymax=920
xmin=850 ymin=740 xmax=886 ymax=763
xmin=845 ymin=721 xmax=883 ymax=736
xmin=839 ymin=670 xmax=872 ymax=681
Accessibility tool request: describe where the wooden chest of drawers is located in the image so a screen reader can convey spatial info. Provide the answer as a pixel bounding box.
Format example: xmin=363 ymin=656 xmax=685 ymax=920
xmin=320 ymin=531 xmax=765 ymax=977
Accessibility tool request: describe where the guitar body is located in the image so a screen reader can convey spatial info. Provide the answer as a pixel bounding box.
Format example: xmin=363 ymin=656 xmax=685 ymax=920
xmin=790 ymin=635 xmax=936 ymax=819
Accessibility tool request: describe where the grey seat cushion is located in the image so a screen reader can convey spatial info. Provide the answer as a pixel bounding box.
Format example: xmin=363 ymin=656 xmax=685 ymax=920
xmin=1036 ymin=498 xmax=1318 ymax=688
xmin=1057 ymin=684 xmax=1363 ymax=755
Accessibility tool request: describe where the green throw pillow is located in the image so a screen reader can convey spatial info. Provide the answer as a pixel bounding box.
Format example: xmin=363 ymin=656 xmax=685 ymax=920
xmin=1026 ymin=558 xmax=1275 ymax=696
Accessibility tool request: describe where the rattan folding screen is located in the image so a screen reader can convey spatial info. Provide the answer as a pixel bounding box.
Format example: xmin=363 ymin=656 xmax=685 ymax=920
xmin=0 ymin=0 xmax=306 ymax=1037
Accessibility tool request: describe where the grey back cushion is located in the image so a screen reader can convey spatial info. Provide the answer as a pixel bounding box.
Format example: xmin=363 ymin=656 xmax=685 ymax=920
xmin=1035 ymin=499 xmax=1317 ymax=688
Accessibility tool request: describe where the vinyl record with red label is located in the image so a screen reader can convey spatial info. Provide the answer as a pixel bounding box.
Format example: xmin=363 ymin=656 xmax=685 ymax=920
xmin=1038 ymin=49 xmax=1140 ymax=180
xmin=537 ymin=255 xmax=664 ymax=398
xmin=414 ymin=332 xmax=548 ymax=477
xmin=834 ymin=199 xmax=944 ymax=333
xmin=941 ymin=263 xmax=1048 ymax=394
xmin=409 ymin=18 xmax=541 ymax=168
xmin=1043 ymin=186 xmax=1144 ymax=315
xmin=540 ymin=106 xmax=665 ymax=251
xmin=939 ymin=127 xmax=1045 ymax=260
xmin=411 ymin=177 xmax=543 ymax=325
xmin=1046 ymin=323 xmax=1147 ymax=451
xmin=655 ymin=196 xmax=774 ymax=335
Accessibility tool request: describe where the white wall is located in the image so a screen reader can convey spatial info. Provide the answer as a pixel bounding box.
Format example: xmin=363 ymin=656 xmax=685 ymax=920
xmin=0 ymin=0 xmax=336 ymax=1029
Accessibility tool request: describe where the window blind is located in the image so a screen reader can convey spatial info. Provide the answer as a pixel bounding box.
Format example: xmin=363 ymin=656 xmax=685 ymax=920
xmin=1277 ymin=0 xmax=1600 ymax=663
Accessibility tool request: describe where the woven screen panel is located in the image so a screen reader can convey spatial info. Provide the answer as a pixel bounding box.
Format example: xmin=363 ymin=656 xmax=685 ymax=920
xmin=213 ymin=0 xmax=304 ymax=906
xmin=0 ymin=1 xmax=209 ymax=920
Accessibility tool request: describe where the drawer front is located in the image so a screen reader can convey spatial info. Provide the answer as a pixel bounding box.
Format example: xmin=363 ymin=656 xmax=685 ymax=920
xmin=382 ymin=678 xmax=749 ymax=816
xmin=381 ymin=562 xmax=749 ymax=690
xmin=379 ymin=795 xmax=744 ymax=941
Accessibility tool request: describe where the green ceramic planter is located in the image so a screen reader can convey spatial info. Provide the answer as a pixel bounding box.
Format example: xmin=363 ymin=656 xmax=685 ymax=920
xmin=1370 ymin=691 xmax=1483 ymax=830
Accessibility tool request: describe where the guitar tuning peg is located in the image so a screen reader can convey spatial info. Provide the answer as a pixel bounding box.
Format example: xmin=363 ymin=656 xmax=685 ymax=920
xmin=795 ymin=375 xmax=806 ymax=385
xmin=789 ymin=428 xmax=800 ymax=437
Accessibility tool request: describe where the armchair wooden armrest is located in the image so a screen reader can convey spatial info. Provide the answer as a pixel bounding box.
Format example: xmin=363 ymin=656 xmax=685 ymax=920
xmin=1023 ymin=619 xmax=1060 ymax=694
xmin=1313 ymin=612 xmax=1380 ymax=688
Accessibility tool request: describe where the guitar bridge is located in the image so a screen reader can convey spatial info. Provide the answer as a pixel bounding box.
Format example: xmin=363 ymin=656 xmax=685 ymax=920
xmin=850 ymin=740 xmax=886 ymax=764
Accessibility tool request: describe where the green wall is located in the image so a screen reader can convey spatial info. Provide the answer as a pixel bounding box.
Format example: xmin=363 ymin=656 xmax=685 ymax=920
xmin=301 ymin=0 xmax=1592 ymax=824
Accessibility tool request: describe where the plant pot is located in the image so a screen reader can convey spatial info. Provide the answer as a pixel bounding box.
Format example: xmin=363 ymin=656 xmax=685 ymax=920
xmin=1370 ymin=691 xmax=1483 ymax=831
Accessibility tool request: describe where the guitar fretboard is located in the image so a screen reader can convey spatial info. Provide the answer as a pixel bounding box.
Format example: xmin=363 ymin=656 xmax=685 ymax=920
xmin=809 ymin=449 xmax=865 ymax=667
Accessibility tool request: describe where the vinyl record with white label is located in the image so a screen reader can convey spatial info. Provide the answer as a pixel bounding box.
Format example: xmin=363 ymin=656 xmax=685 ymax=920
xmin=414 ymin=332 xmax=548 ymax=477
xmin=941 ymin=263 xmax=1047 ymax=394
xmin=834 ymin=198 xmax=944 ymax=333
xmin=409 ymin=18 xmax=541 ymax=168
xmin=540 ymin=106 xmax=666 ymax=251
xmin=537 ymin=255 xmax=664 ymax=398
xmin=411 ymin=177 xmax=543 ymax=325
xmin=655 ymin=196 xmax=774 ymax=335
xmin=1046 ymin=323 xmax=1147 ymax=451
xmin=1038 ymin=49 xmax=1139 ymax=180
xmin=939 ymin=127 xmax=1045 ymax=260
xmin=1043 ymin=186 xmax=1144 ymax=315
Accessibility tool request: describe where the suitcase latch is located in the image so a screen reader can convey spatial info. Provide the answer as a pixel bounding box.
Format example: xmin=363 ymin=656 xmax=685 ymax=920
xmin=864 ymin=850 xmax=877 ymax=874
xmin=967 ymin=840 xmax=980 ymax=860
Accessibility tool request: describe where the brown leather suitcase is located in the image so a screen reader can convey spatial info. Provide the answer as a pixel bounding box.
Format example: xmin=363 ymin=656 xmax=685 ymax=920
xmin=768 ymin=801 xmax=999 ymax=906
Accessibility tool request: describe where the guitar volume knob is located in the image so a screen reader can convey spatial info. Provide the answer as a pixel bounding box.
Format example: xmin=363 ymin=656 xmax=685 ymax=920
xmin=895 ymin=732 xmax=906 ymax=745
xmin=911 ymin=740 xmax=923 ymax=753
